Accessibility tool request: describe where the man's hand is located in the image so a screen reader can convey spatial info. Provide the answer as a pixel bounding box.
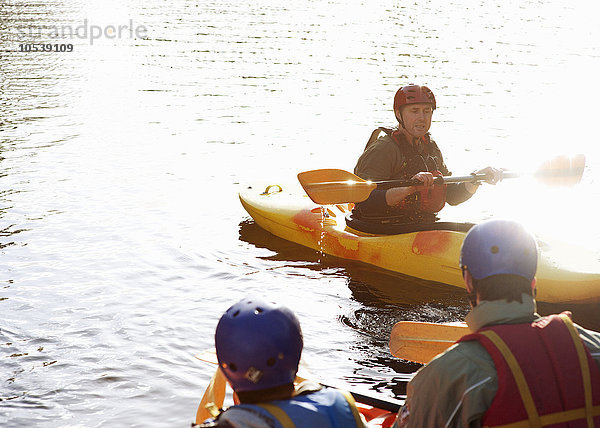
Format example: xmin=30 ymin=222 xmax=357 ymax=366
xmin=465 ymin=167 xmax=504 ymax=194
xmin=478 ymin=166 xmax=504 ymax=185
xmin=411 ymin=171 xmax=435 ymax=186
xmin=385 ymin=171 xmax=433 ymax=207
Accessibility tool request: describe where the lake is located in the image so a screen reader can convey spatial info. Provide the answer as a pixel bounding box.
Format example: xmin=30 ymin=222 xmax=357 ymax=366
xmin=1 ymin=0 xmax=599 ymax=426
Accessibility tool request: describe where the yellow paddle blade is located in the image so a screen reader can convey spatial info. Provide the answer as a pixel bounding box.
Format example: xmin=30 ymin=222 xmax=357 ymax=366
xmin=534 ymin=154 xmax=586 ymax=186
xmin=195 ymin=366 xmax=227 ymax=424
xmin=297 ymin=169 xmax=377 ymax=205
xmin=389 ymin=321 xmax=469 ymax=364
xmin=195 ymin=349 xmax=218 ymax=365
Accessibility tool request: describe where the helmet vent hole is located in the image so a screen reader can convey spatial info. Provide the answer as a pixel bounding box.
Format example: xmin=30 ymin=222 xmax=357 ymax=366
xmin=229 ymin=363 xmax=237 ymax=372
xmin=266 ymin=357 xmax=276 ymax=367
xmin=255 ymin=307 xmax=264 ymax=314
xmin=490 ymin=245 xmax=499 ymax=254
xmin=232 ymin=310 xmax=240 ymax=317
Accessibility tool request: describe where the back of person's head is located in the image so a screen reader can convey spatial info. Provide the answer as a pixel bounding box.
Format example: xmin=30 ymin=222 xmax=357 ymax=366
xmin=215 ymin=297 xmax=303 ymax=401
xmin=460 ymin=219 xmax=538 ymax=303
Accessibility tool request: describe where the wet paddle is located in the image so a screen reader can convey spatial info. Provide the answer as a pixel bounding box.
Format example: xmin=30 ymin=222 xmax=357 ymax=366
xmin=195 ymin=365 xmax=227 ymax=423
xmin=297 ymin=154 xmax=585 ymax=205
xmin=389 ymin=321 xmax=469 ymax=364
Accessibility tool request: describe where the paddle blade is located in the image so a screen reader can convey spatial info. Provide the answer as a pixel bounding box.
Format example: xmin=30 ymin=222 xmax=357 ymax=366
xmin=195 ymin=367 xmax=227 ymax=423
xmin=298 ymin=168 xmax=364 ymax=184
xmin=297 ymin=168 xmax=377 ymax=204
xmin=389 ymin=321 xmax=469 ymax=364
xmin=534 ymin=154 xmax=585 ymax=186
xmin=195 ymin=349 xmax=218 ymax=365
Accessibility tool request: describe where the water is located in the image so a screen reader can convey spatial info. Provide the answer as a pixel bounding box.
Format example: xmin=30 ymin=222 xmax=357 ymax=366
xmin=1 ymin=0 xmax=600 ymax=426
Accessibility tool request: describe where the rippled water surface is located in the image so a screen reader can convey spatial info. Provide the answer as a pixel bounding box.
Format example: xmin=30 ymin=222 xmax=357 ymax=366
xmin=2 ymin=0 xmax=600 ymax=426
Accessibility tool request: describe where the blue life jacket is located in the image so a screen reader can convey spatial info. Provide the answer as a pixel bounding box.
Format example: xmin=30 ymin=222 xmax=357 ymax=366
xmin=237 ymin=386 xmax=363 ymax=428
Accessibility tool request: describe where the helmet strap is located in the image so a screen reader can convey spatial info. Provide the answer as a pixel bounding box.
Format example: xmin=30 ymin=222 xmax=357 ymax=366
xmin=464 ymin=269 xmax=478 ymax=308
xmin=466 ymin=290 xmax=478 ymax=308
xmin=395 ymin=109 xmax=405 ymax=128
xmin=396 ymin=109 xmax=424 ymax=143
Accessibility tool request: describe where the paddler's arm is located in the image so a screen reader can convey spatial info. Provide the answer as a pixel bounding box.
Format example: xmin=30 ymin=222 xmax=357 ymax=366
xmin=446 ymin=183 xmax=477 ymax=206
xmin=353 ymin=188 xmax=389 ymax=216
xmin=384 ymin=172 xmax=434 ymax=207
xmin=354 ymin=174 xmax=431 ymax=214
xmin=354 ymin=141 xmax=410 ymax=215
xmin=352 ymin=186 xmax=417 ymax=216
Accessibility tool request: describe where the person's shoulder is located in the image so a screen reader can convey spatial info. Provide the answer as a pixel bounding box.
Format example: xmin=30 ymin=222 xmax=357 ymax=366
xmin=425 ymin=134 xmax=443 ymax=152
xmin=359 ymin=132 xmax=402 ymax=161
xmin=194 ymin=405 xmax=277 ymax=428
xmin=366 ymin=132 xmax=396 ymax=151
xmin=406 ymin=340 xmax=498 ymax=428
xmin=433 ymin=339 xmax=493 ymax=364
xmin=355 ymin=131 xmax=402 ymax=179
xmin=292 ymin=382 xmax=347 ymax=404
xmin=412 ymin=340 xmax=496 ymax=386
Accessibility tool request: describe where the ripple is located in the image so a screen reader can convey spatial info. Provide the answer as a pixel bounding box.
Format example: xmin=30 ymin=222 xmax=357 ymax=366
xmin=1 ymin=0 xmax=599 ymax=425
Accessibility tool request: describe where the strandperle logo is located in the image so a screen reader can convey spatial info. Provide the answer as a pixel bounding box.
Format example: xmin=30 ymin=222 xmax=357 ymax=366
xmin=16 ymin=19 xmax=148 ymax=45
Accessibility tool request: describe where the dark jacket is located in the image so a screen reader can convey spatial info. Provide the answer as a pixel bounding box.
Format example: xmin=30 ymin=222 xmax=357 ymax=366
xmin=353 ymin=128 xmax=473 ymax=221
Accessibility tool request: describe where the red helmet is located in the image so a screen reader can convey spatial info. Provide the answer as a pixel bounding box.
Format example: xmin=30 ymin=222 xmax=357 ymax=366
xmin=393 ymin=85 xmax=436 ymax=113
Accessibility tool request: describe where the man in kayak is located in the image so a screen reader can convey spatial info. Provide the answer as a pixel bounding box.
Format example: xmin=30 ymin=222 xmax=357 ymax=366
xmin=195 ymin=297 xmax=366 ymax=428
xmin=352 ymin=84 xmax=502 ymax=224
xmin=395 ymin=219 xmax=600 ymax=427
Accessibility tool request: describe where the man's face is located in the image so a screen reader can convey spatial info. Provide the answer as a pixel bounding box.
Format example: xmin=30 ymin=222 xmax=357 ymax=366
xmin=398 ymin=103 xmax=433 ymax=138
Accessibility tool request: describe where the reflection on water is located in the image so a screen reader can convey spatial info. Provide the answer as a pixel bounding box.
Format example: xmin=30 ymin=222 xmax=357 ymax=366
xmin=2 ymin=0 xmax=600 ymax=425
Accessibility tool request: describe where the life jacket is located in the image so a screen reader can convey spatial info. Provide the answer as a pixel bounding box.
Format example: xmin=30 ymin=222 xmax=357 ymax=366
xmin=235 ymin=384 xmax=364 ymax=428
xmin=458 ymin=313 xmax=600 ymax=427
xmin=363 ymin=127 xmax=447 ymax=215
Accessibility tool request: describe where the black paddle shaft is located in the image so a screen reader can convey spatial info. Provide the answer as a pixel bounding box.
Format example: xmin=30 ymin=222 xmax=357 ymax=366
xmin=320 ymin=382 xmax=404 ymax=412
xmin=349 ymin=390 xmax=403 ymax=413
xmin=373 ymin=172 xmax=495 ymax=190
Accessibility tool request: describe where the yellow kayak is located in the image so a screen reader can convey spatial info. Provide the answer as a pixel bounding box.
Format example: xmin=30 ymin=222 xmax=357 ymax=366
xmin=239 ymin=183 xmax=600 ymax=304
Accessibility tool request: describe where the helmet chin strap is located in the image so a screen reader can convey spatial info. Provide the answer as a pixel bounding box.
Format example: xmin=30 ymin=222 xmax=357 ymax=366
xmin=463 ymin=268 xmax=478 ymax=308
xmin=467 ymin=291 xmax=478 ymax=308
xmin=396 ymin=112 xmax=415 ymax=141
xmin=396 ymin=109 xmax=405 ymax=129
xmin=396 ymin=109 xmax=423 ymax=143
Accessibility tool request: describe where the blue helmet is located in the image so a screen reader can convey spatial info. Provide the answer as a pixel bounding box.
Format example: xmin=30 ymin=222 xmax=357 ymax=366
xmin=460 ymin=219 xmax=538 ymax=281
xmin=215 ymin=297 xmax=303 ymax=392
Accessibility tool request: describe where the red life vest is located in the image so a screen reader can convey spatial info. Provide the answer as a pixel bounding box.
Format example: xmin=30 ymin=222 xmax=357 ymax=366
xmin=459 ymin=313 xmax=600 ymax=427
